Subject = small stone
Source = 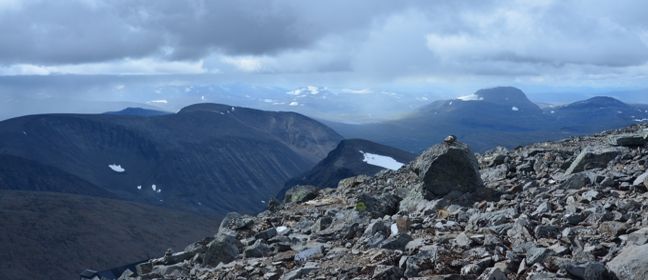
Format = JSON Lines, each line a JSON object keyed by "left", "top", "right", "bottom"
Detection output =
{"left": 598, "top": 221, "right": 628, "bottom": 237}
{"left": 526, "top": 247, "right": 555, "bottom": 265}
{"left": 380, "top": 233, "right": 413, "bottom": 250}
{"left": 396, "top": 216, "right": 412, "bottom": 233}
{"left": 372, "top": 265, "right": 403, "bottom": 280}
{"left": 476, "top": 267, "right": 507, "bottom": 280}
{"left": 294, "top": 246, "right": 324, "bottom": 265}
{"left": 255, "top": 227, "right": 278, "bottom": 241}
{"left": 455, "top": 232, "right": 473, "bottom": 248}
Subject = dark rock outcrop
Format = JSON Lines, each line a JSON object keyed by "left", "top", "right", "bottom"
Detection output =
{"left": 410, "top": 141, "right": 483, "bottom": 197}
{"left": 113, "top": 123, "right": 648, "bottom": 280}
{"left": 278, "top": 139, "right": 416, "bottom": 199}
{"left": 284, "top": 185, "right": 319, "bottom": 203}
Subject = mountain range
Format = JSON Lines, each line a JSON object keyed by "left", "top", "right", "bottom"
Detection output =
{"left": 0, "top": 103, "right": 342, "bottom": 218}
{"left": 325, "top": 87, "right": 648, "bottom": 153}
{"left": 3, "top": 86, "right": 648, "bottom": 279}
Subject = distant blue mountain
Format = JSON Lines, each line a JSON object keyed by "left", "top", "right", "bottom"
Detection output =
{"left": 103, "top": 107, "right": 172, "bottom": 116}
{"left": 324, "top": 87, "right": 648, "bottom": 153}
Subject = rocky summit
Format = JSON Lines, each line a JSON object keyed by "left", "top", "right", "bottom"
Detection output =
{"left": 117, "top": 123, "right": 648, "bottom": 280}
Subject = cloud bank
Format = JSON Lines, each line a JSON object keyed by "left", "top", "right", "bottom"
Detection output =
{"left": 0, "top": 0, "right": 647, "bottom": 98}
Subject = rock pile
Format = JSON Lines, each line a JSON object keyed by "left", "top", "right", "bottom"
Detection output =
{"left": 120, "top": 124, "right": 648, "bottom": 280}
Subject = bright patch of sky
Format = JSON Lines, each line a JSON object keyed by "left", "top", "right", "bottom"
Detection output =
{"left": 0, "top": 59, "right": 207, "bottom": 76}
{"left": 359, "top": 150, "right": 404, "bottom": 170}
{"left": 342, "top": 88, "right": 372, "bottom": 94}
{"left": 286, "top": 88, "right": 304, "bottom": 95}
{"left": 108, "top": 164, "right": 125, "bottom": 172}
{"left": 287, "top": 86, "right": 323, "bottom": 95}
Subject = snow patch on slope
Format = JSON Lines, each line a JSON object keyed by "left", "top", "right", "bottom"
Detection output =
{"left": 457, "top": 94, "right": 483, "bottom": 101}
{"left": 109, "top": 164, "right": 125, "bottom": 172}
{"left": 359, "top": 150, "right": 404, "bottom": 170}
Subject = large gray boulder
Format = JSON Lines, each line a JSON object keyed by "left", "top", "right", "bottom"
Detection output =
{"left": 202, "top": 235, "right": 242, "bottom": 266}
{"left": 562, "top": 261, "right": 612, "bottom": 280}
{"left": 607, "top": 244, "right": 648, "bottom": 280}
{"left": 284, "top": 185, "right": 319, "bottom": 203}
{"left": 358, "top": 192, "right": 399, "bottom": 218}
{"left": 565, "top": 147, "right": 621, "bottom": 175}
{"left": 409, "top": 141, "right": 483, "bottom": 198}
{"left": 608, "top": 134, "right": 645, "bottom": 146}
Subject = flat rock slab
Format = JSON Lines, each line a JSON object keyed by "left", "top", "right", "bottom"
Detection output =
{"left": 294, "top": 246, "right": 324, "bottom": 265}
{"left": 608, "top": 134, "right": 646, "bottom": 146}
{"left": 608, "top": 244, "right": 648, "bottom": 280}
{"left": 565, "top": 147, "right": 621, "bottom": 175}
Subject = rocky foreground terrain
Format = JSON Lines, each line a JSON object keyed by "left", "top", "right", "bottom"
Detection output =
{"left": 118, "top": 123, "right": 648, "bottom": 280}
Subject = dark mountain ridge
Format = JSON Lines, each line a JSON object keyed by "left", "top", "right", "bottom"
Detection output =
{"left": 103, "top": 107, "right": 171, "bottom": 116}
{"left": 0, "top": 103, "right": 343, "bottom": 217}
{"left": 0, "top": 154, "right": 117, "bottom": 199}
{"left": 278, "top": 139, "right": 417, "bottom": 198}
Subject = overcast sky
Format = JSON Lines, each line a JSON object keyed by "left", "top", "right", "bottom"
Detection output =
{"left": 1, "top": 0, "right": 648, "bottom": 103}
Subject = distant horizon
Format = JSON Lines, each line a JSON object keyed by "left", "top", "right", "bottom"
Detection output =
{"left": 3, "top": 83, "right": 648, "bottom": 123}
{"left": 2, "top": 1, "right": 648, "bottom": 117}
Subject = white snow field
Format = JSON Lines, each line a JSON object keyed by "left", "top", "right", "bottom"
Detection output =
{"left": 359, "top": 151, "right": 404, "bottom": 170}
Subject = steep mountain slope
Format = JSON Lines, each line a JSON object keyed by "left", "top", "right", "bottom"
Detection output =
{"left": 549, "top": 96, "right": 647, "bottom": 133}
{"left": 0, "top": 190, "right": 220, "bottom": 280}
{"left": 0, "top": 154, "right": 117, "bottom": 199}
{"left": 0, "top": 103, "right": 343, "bottom": 217}
{"left": 278, "top": 139, "right": 417, "bottom": 198}
{"left": 325, "top": 87, "right": 648, "bottom": 153}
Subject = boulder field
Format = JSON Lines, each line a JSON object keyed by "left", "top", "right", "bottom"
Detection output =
{"left": 119, "top": 123, "right": 648, "bottom": 280}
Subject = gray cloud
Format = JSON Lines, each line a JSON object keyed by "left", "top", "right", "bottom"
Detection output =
{"left": 0, "top": 0, "right": 647, "bottom": 100}
{"left": 0, "top": 0, "right": 407, "bottom": 64}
